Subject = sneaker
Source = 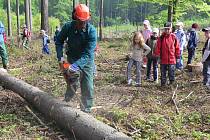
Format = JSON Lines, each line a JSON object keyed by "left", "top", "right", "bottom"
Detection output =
{"left": 154, "top": 79, "right": 158, "bottom": 84}
{"left": 135, "top": 82, "right": 141, "bottom": 87}
{"left": 128, "top": 79, "right": 132, "bottom": 85}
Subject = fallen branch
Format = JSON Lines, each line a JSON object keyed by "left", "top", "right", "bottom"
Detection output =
{"left": 172, "top": 84, "right": 179, "bottom": 114}
{"left": 178, "top": 91, "right": 194, "bottom": 102}
{"left": 18, "top": 96, "right": 46, "bottom": 126}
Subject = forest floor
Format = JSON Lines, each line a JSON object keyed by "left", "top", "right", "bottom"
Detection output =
{"left": 0, "top": 36, "right": 209, "bottom": 140}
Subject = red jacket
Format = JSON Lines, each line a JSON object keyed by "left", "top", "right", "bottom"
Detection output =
{"left": 154, "top": 33, "right": 180, "bottom": 64}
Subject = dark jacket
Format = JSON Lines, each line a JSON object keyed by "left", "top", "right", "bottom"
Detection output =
{"left": 146, "top": 35, "right": 158, "bottom": 58}
{"left": 55, "top": 21, "right": 97, "bottom": 69}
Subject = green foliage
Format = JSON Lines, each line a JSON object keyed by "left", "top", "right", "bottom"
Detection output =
{"left": 109, "top": 108, "right": 128, "bottom": 123}
{"left": 192, "top": 130, "right": 210, "bottom": 140}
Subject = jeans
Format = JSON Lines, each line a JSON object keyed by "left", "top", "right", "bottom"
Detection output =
{"left": 176, "top": 50, "right": 183, "bottom": 69}
{"left": 146, "top": 57, "right": 158, "bottom": 81}
{"left": 160, "top": 64, "right": 175, "bottom": 85}
{"left": 127, "top": 58, "right": 141, "bottom": 84}
{"left": 203, "top": 60, "right": 210, "bottom": 85}
{"left": 42, "top": 45, "right": 50, "bottom": 55}
{"left": 187, "top": 48, "right": 196, "bottom": 64}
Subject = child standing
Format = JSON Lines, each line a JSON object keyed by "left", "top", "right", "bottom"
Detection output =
{"left": 21, "top": 25, "right": 30, "bottom": 49}
{"left": 142, "top": 20, "right": 152, "bottom": 68}
{"left": 127, "top": 32, "right": 151, "bottom": 86}
{"left": 40, "top": 30, "right": 50, "bottom": 55}
{"left": 187, "top": 23, "right": 199, "bottom": 65}
{"left": 201, "top": 27, "right": 210, "bottom": 87}
{"left": 175, "top": 22, "right": 187, "bottom": 70}
{"left": 154, "top": 22, "right": 180, "bottom": 86}
{"left": 146, "top": 28, "right": 159, "bottom": 83}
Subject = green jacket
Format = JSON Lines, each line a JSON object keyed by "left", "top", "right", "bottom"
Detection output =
{"left": 55, "top": 21, "right": 97, "bottom": 69}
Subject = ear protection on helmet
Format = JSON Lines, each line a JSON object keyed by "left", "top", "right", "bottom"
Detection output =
{"left": 72, "top": 8, "right": 76, "bottom": 20}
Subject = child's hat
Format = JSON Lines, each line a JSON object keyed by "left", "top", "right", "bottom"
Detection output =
{"left": 163, "top": 22, "right": 172, "bottom": 28}
{"left": 152, "top": 28, "right": 159, "bottom": 33}
{"left": 143, "top": 20, "right": 150, "bottom": 25}
{"left": 176, "top": 22, "right": 184, "bottom": 27}
{"left": 202, "top": 27, "right": 210, "bottom": 32}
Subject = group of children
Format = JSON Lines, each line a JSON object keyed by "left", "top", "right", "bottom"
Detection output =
{"left": 126, "top": 20, "right": 210, "bottom": 88}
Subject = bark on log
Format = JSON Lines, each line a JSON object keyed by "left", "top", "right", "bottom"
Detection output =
{"left": 0, "top": 69, "right": 132, "bottom": 140}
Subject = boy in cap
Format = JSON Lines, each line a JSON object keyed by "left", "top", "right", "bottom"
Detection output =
{"left": 154, "top": 22, "right": 180, "bottom": 86}
{"left": 202, "top": 27, "right": 210, "bottom": 87}
{"left": 146, "top": 28, "right": 159, "bottom": 83}
{"left": 175, "top": 22, "right": 186, "bottom": 70}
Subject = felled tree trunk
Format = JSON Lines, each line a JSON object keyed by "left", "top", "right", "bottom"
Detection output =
{"left": 0, "top": 69, "right": 132, "bottom": 140}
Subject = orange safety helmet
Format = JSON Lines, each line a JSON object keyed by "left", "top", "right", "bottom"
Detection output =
{"left": 74, "top": 4, "right": 90, "bottom": 21}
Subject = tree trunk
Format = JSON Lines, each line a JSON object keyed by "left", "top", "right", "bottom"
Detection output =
{"left": 24, "top": 0, "right": 30, "bottom": 29}
{"left": 29, "top": 0, "right": 32, "bottom": 33}
{"left": 0, "top": 70, "right": 132, "bottom": 140}
{"left": 7, "top": 0, "right": 12, "bottom": 37}
{"left": 86, "top": 0, "right": 89, "bottom": 7}
{"left": 99, "top": 0, "right": 103, "bottom": 41}
{"left": 41, "top": 0, "right": 49, "bottom": 32}
{"left": 16, "top": 0, "right": 20, "bottom": 47}
{"left": 173, "top": 0, "right": 179, "bottom": 22}
{"left": 73, "top": 0, "right": 79, "bottom": 8}
{"left": 168, "top": 0, "right": 173, "bottom": 22}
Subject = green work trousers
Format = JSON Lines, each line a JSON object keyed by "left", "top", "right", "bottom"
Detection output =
{"left": 0, "top": 43, "right": 8, "bottom": 68}
{"left": 64, "top": 60, "right": 94, "bottom": 111}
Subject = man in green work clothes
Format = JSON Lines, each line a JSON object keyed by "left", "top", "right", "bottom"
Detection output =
{"left": 0, "top": 21, "right": 8, "bottom": 70}
{"left": 55, "top": 4, "right": 97, "bottom": 113}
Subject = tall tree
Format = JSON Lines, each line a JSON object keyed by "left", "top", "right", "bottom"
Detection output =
{"left": 99, "top": 0, "right": 103, "bottom": 41}
{"left": 168, "top": 0, "right": 173, "bottom": 22}
{"left": 41, "top": 0, "right": 49, "bottom": 32}
{"left": 7, "top": 0, "right": 12, "bottom": 36}
{"left": 29, "top": 0, "right": 32, "bottom": 32}
{"left": 16, "top": 0, "right": 20, "bottom": 47}
{"left": 24, "top": 0, "right": 30, "bottom": 28}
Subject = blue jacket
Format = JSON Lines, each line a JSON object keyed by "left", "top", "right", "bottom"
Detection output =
{"left": 0, "top": 21, "right": 5, "bottom": 43}
{"left": 43, "top": 34, "right": 49, "bottom": 47}
{"left": 175, "top": 29, "right": 186, "bottom": 51}
{"left": 55, "top": 21, "right": 97, "bottom": 69}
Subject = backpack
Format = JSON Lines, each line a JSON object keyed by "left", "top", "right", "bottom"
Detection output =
{"left": 188, "top": 30, "right": 197, "bottom": 49}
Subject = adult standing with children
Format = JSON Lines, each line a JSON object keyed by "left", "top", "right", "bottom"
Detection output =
{"left": 175, "top": 22, "right": 186, "bottom": 70}
{"left": 55, "top": 4, "right": 97, "bottom": 113}
{"left": 0, "top": 21, "right": 8, "bottom": 70}
{"left": 201, "top": 27, "right": 210, "bottom": 87}
{"left": 154, "top": 22, "right": 180, "bottom": 86}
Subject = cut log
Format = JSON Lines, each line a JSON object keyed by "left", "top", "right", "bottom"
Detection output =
{"left": 0, "top": 69, "right": 132, "bottom": 140}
